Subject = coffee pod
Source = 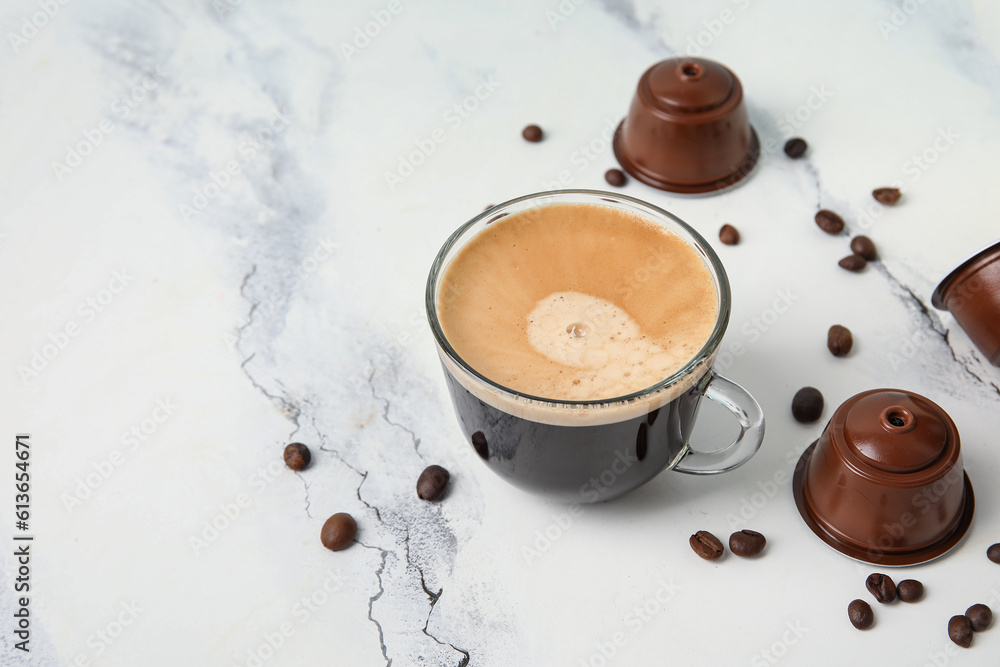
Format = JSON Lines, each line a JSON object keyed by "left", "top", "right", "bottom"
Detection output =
{"left": 613, "top": 57, "right": 759, "bottom": 195}
{"left": 932, "top": 239, "right": 1000, "bottom": 367}
{"left": 793, "top": 389, "right": 974, "bottom": 566}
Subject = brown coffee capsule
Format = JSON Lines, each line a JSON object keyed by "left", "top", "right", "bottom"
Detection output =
{"left": 793, "top": 389, "right": 974, "bottom": 566}
{"left": 932, "top": 240, "right": 1000, "bottom": 367}
{"left": 613, "top": 57, "right": 759, "bottom": 194}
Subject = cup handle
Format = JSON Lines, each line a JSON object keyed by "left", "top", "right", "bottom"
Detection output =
{"left": 673, "top": 371, "right": 765, "bottom": 475}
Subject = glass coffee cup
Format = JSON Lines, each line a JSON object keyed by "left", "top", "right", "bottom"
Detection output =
{"left": 426, "top": 190, "right": 764, "bottom": 502}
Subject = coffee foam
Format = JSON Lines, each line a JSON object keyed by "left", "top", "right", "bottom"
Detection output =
{"left": 436, "top": 202, "right": 719, "bottom": 425}
{"left": 525, "top": 291, "right": 702, "bottom": 402}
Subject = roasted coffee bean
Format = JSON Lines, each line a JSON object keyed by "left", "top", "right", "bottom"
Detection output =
{"left": 897, "top": 579, "right": 924, "bottom": 603}
{"left": 815, "top": 209, "right": 845, "bottom": 234}
{"left": 283, "top": 442, "right": 311, "bottom": 471}
{"left": 784, "top": 137, "right": 808, "bottom": 158}
{"left": 966, "top": 604, "right": 993, "bottom": 632}
{"left": 729, "top": 529, "right": 766, "bottom": 557}
{"left": 866, "top": 573, "right": 897, "bottom": 604}
{"left": 690, "top": 530, "right": 724, "bottom": 560}
{"left": 320, "top": 512, "right": 357, "bottom": 552}
{"left": 828, "top": 325, "right": 854, "bottom": 357}
{"left": 839, "top": 254, "right": 867, "bottom": 272}
{"left": 791, "top": 387, "right": 824, "bottom": 423}
{"left": 850, "top": 236, "right": 878, "bottom": 261}
{"left": 949, "top": 615, "right": 973, "bottom": 648}
{"left": 605, "top": 168, "right": 626, "bottom": 187}
{"left": 848, "top": 599, "right": 874, "bottom": 630}
{"left": 522, "top": 124, "right": 543, "bottom": 142}
{"left": 416, "top": 465, "right": 450, "bottom": 501}
{"left": 872, "top": 187, "right": 901, "bottom": 205}
{"left": 719, "top": 224, "right": 740, "bottom": 246}
{"left": 988, "top": 543, "right": 1000, "bottom": 563}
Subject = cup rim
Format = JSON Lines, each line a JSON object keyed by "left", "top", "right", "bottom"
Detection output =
{"left": 931, "top": 238, "right": 1000, "bottom": 309}
{"left": 425, "top": 189, "right": 731, "bottom": 408}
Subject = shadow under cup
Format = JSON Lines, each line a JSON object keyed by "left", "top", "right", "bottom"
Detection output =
{"left": 426, "top": 190, "right": 764, "bottom": 502}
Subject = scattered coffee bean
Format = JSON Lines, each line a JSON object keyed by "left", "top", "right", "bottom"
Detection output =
{"left": 690, "top": 530, "right": 724, "bottom": 560}
{"left": 715, "top": 224, "right": 741, "bottom": 246}
{"left": 988, "top": 543, "right": 1000, "bottom": 563}
{"left": 283, "top": 442, "right": 311, "bottom": 471}
{"left": 815, "top": 209, "right": 845, "bottom": 234}
{"left": 416, "top": 465, "right": 450, "bottom": 501}
{"left": 729, "top": 529, "right": 766, "bottom": 557}
{"left": 605, "top": 168, "right": 626, "bottom": 187}
{"left": 866, "top": 573, "right": 897, "bottom": 604}
{"left": 784, "top": 137, "right": 808, "bottom": 158}
{"left": 828, "top": 325, "right": 854, "bottom": 357}
{"left": 966, "top": 604, "right": 993, "bottom": 632}
{"left": 850, "top": 236, "right": 877, "bottom": 261}
{"left": 791, "top": 387, "right": 824, "bottom": 423}
{"left": 897, "top": 579, "right": 924, "bottom": 603}
{"left": 522, "top": 124, "right": 543, "bottom": 142}
{"left": 872, "top": 187, "right": 901, "bottom": 205}
{"left": 848, "top": 599, "right": 874, "bottom": 630}
{"left": 320, "top": 512, "right": 357, "bottom": 552}
{"left": 949, "top": 615, "right": 973, "bottom": 648}
{"left": 839, "top": 254, "right": 867, "bottom": 272}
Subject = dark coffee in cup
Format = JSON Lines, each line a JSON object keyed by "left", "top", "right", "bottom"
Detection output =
{"left": 427, "top": 190, "right": 764, "bottom": 501}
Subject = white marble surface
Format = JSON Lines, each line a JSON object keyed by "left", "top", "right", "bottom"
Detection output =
{"left": 3, "top": 0, "right": 1000, "bottom": 665}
